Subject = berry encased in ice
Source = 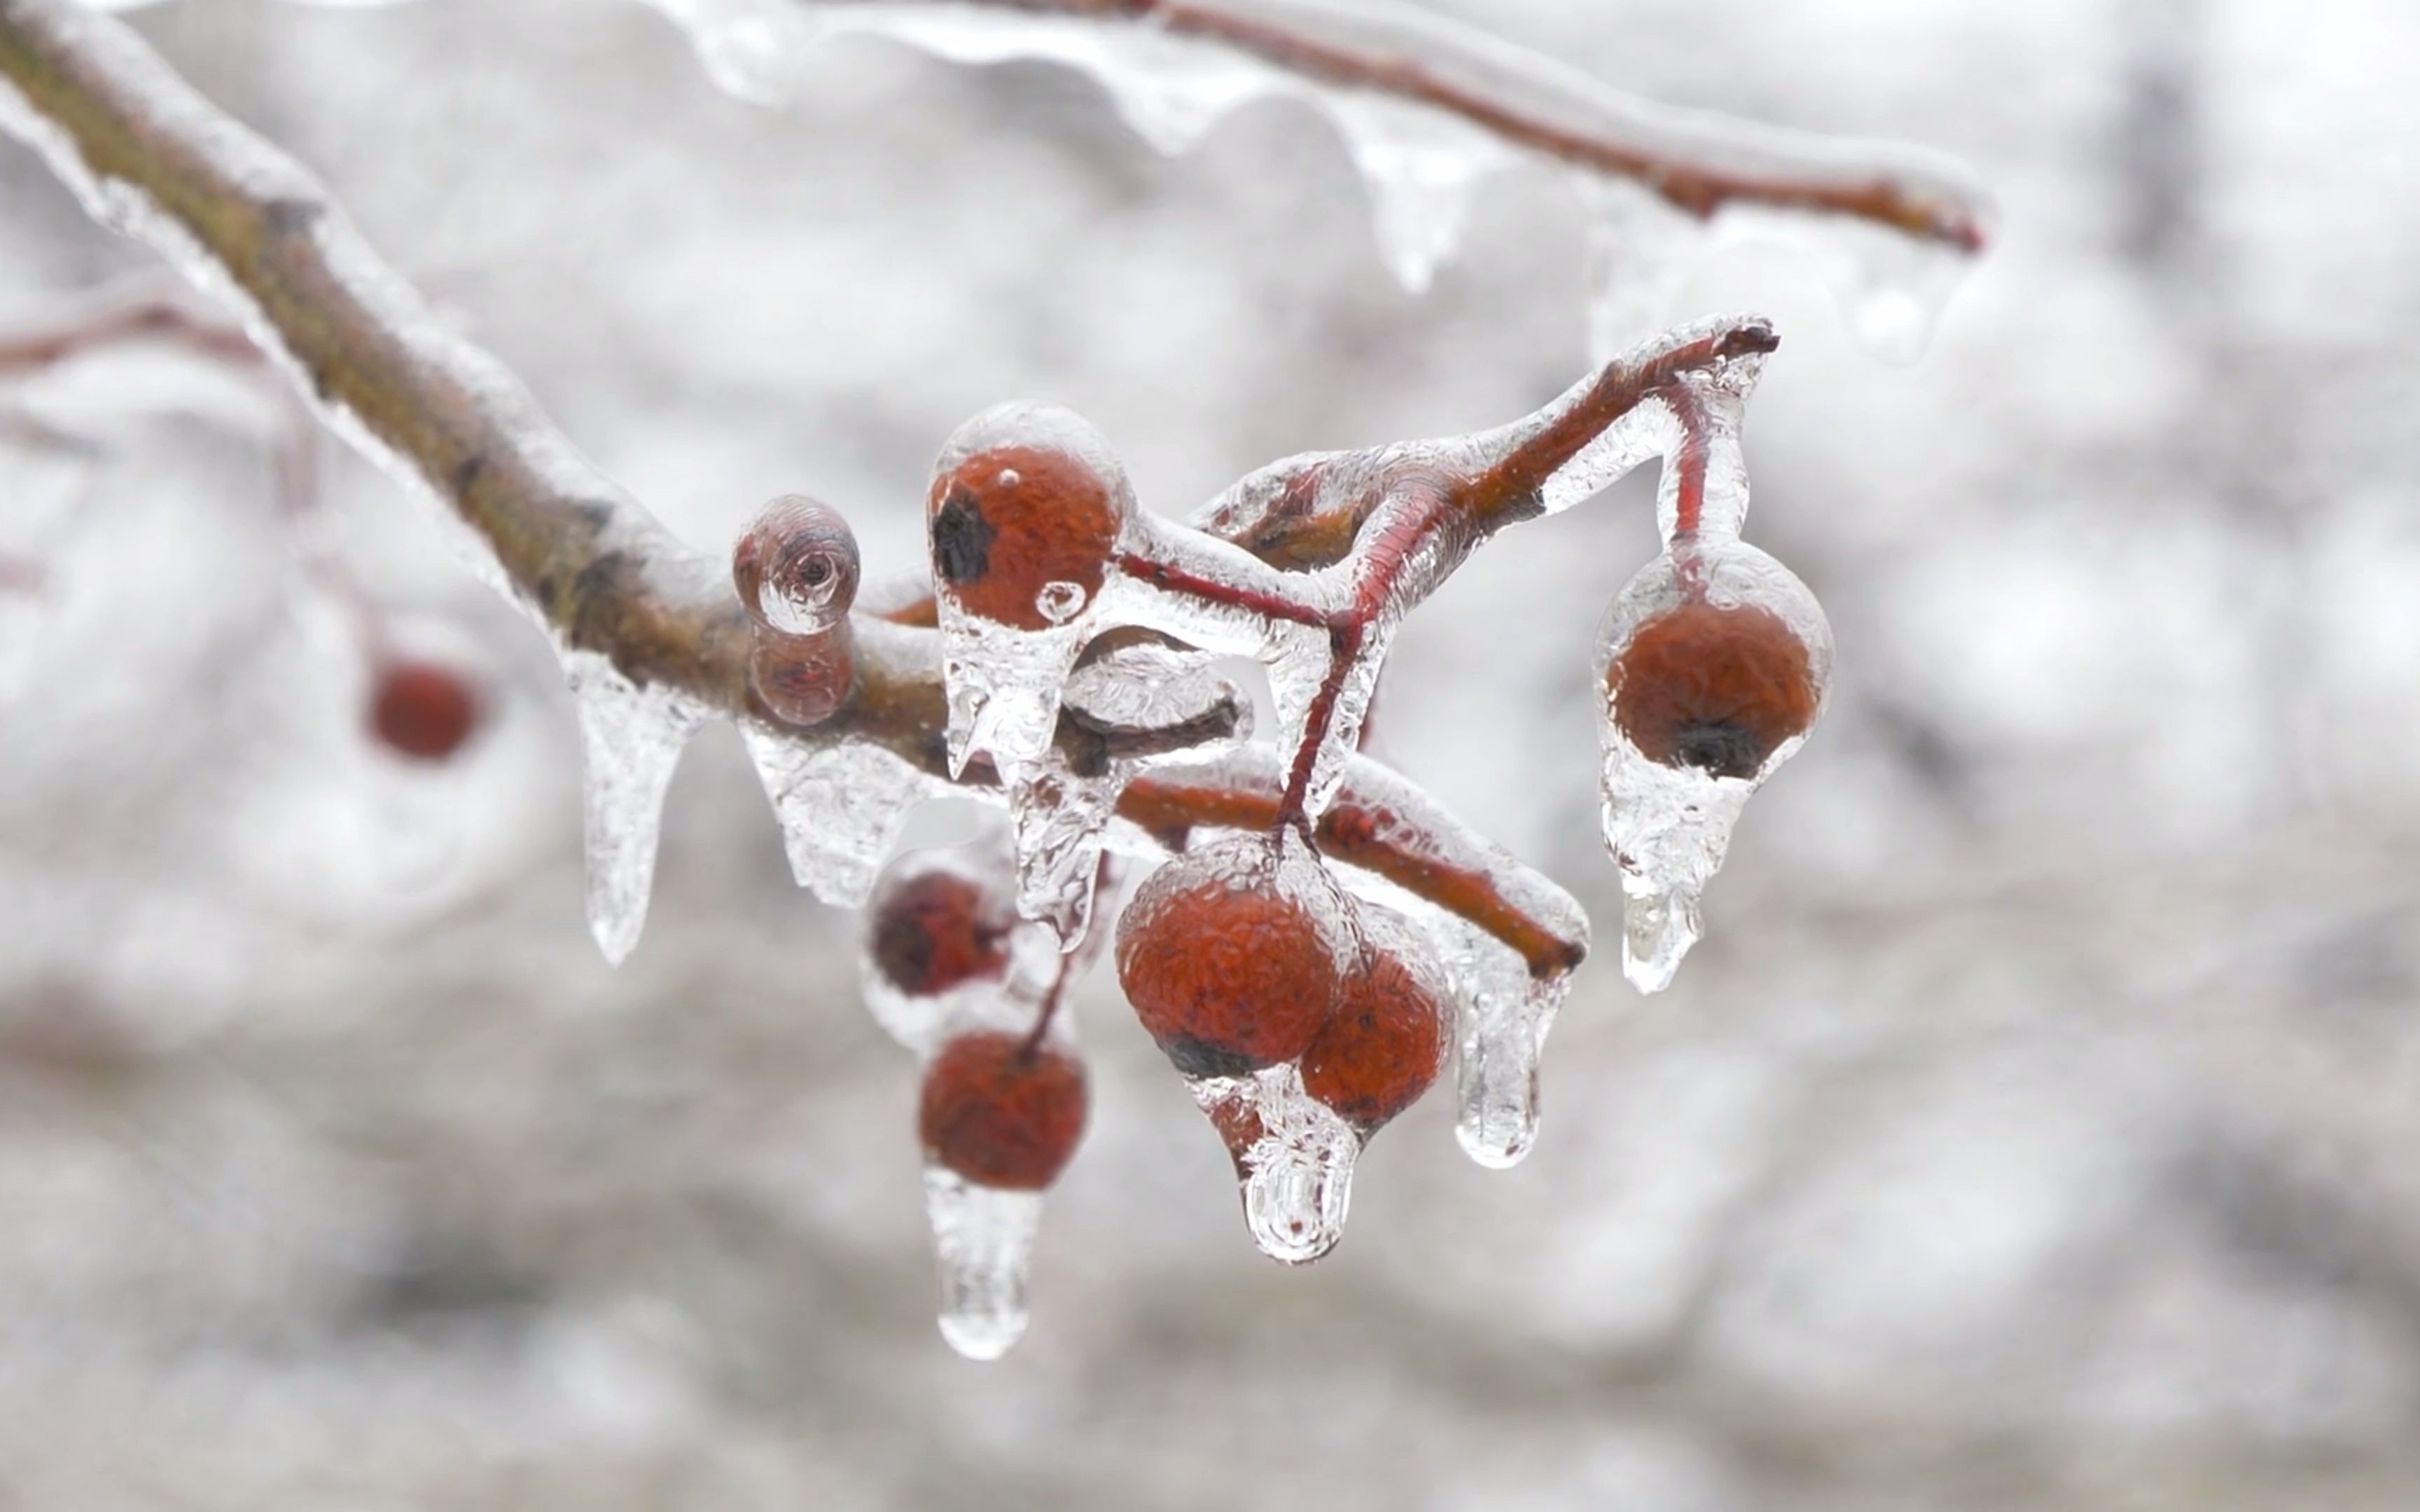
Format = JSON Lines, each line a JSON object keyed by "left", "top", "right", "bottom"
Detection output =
{"left": 1115, "top": 837, "right": 1354, "bottom": 1079}
{"left": 870, "top": 869, "right": 1013, "bottom": 998}
{"left": 919, "top": 1030, "right": 1088, "bottom": 1191}
{"left": 368, "top": 659, "right": 481, "bottom": 761}
{"left": 1299, "top": 916, "right": 1452, "bottom": 1135}
{"left": 732, "top": 494, "right": 860, "bottom": 638}
{"left": 928, "top": 433, "right": 1127, "bottom": 633}
{"left": 1607, "top": 600, "right": 1819, "bottom": 780}
{"left": 749, "top": 623, "right": 855, "bottom": 727}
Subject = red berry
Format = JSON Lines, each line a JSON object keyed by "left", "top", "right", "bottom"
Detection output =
{"left": 1299, "top": 914, "right": 1452, "bottom": 1134}
{"left": 1115, "top": 837, "right": 1354, "bottom": 1079}
{"left": 749, "top": 624, "right": 854, "bottom": 727}
{"left": 732, "top": 495, "right": 860, "bottom": 637}
{"left": 870, "top": 869, "right": 1013, "bottom": 997}
{"left": 1202, "top": 1089, "right": 1265, "bottom": 1175}
{"left": 928, "top": 420, "right": 1127, "bottom": 633}
{"left": 368, "top": 659, "right": 480, "bottom": 761}
{"left": 918, "top": 1030, "right": 1088, "bottom": 1191}
{"left": 1608, "top": 600, "right": 1818, "bottom": 779}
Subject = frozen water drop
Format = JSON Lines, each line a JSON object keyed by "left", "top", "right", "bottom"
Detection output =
{"left": 564, "top": 650, "right": 709, "bottom": 967}
{"left": 923, "top": 1166, "right": 1041, "bottom": 1362}
{"left": 1620, "top": 881, "right": 1700, "bottom": 994}
{"left": 1197, "top": 1065, "right": 1358, "bottom": 1265}
{"left": 1034, "top": 580, "right": 1086, "bottom": 625}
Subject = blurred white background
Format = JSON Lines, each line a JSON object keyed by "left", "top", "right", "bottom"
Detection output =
{"left": 4, "top": 0, "right": 2420, "bottom": 1506}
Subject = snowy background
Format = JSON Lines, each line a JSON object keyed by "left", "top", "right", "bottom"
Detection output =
{"left": 4, "top": 0, "right": 2420, "bottom": 1506}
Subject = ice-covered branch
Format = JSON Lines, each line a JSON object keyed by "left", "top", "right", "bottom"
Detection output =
{"left": 1036, "top": 0, "right": 1983, "bottom": 250}
{"left": 0, "top": 0, "right": 1585, "bottom": 978}
{"left": 659, "top": 0, "right": 1985, "bottom": 351}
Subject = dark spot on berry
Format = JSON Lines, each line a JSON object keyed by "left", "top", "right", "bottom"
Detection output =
{"left": 1670, "top": 719, "right": 1765, "bottom": 780}
{"left": 1162, "top": 1033, "right": 1261, "bottom": 1082}
{"left": 931, "top": 486, "right": 995, "bottom": 586}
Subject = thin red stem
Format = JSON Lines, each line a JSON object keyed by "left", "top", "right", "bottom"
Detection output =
{"left": 1665, "top": 383, "right": 1710, "bottom": 541}
{"left": 1113, "top": 549, "right": 1327, "bottom": 628}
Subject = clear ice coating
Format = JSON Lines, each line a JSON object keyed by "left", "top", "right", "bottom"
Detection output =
{"left": 1594, "top": 536, "right": 1833, "bottom": 992}
{"left": 635, "top": 0, "right": 1984, "bottom": 357}
{"left": 1005, "top": 640, "right": 1252, "bottom": 943}
{"left": 923, "top": 1166, "right": 1044, "bottom": 1360}
{"left": 855, "top": 834, "right": 1048, "bottom": 1052}
{"left": 1194, "top": 1063, "right": 1360, "bottom": 1265}
{"left": 563, "top": 649, "right": 710, "bottom": 966}
{"left": 1419, "top": 907, "right": 1571, "bottom": 1169}
{"left": 741, "top": 724, "right": 951, "bottom": 909}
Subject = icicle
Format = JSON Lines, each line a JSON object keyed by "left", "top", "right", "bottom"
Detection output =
{"left": 923, "top": 1166, "right": 1043, "bottom": 1361}
{"left": 740, "top": 725, "right": 948, "bottom": 908}
{"left": 563, "top": 650, "right": 709, "bottom": 966}
{"left": 1195, "top": 1065, "right": 1359, "bottom": 1264}
{"left": 1327, "top": 94, "right": 1510, "bottom": 295}
{"left": 623, "top": 0, "right": 1984, "bottom": 358}
{"left": 1428, "top": 914, "right": 1567, "bottom": 1168}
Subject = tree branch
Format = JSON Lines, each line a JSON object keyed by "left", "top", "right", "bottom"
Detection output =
{"left": 0, "top": 0, "right": 1587, "bottom": 975}
{"left": 835, "top": 0, "right": 1987, "bottom": 251}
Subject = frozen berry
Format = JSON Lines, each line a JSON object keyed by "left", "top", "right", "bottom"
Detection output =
{"left": 1299, "top": 913, "right": 1452, "bottom": 1134}
{"left": 870, "top": 869, "right": 1013, "bottom": 997}
{"left": 918, "top": 1030, "right": 1088, "bottom": 1191}
{"left": 732, "top": 494, "right": 859, "bottom": 637}
{"left": 1608, "top": 600, "right": 1818, "bottom": 779}
{"left": 749, "top": 623, "right": 854, "bottom": 727}
{"left": 1115, "top": 837, "right": 1354, "bottom": 1079}
{"left": 929, "top": 405, "right": 1130, "bottom": 633}
{"left": 368, "top": 659, "right": 481, "bottom": 761}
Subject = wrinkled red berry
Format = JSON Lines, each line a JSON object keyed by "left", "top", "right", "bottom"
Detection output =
{"left": 929, "top": 437, "right": 1125, "bottom": 632}
{"left": 870, "top": 870, "right": 1012, "bottom": 997}
{"left": 369, "top": 659, "right": 481, "bottom": 761}
{"left": 1299, "top": 918, "right": 1452, "bottom": 1134}
{"left": 1609, "top": 600, "right": 1818, "bottom": 779}
{"left": 1115, "top": 837, "right": 1352, "bottom": 1079}
{"left": 918, "top": 1030, "right": 1088, "bottom": 1191}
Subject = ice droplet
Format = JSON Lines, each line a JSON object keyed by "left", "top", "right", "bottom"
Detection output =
{"left": 1034, "top": 580, "right": 1086, "bottom": 625}
{"left": 564, "top": 650, "right": 709, "bottom": 966}
{"left": 740, "top": 724, "right": 949, "bottom": 908}
{"left": 923, "top": 1166, "right": 1041, "bottom": 1361}
{"left": 1195, "top": 1065, "right": 1359, "bottom": 1264}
